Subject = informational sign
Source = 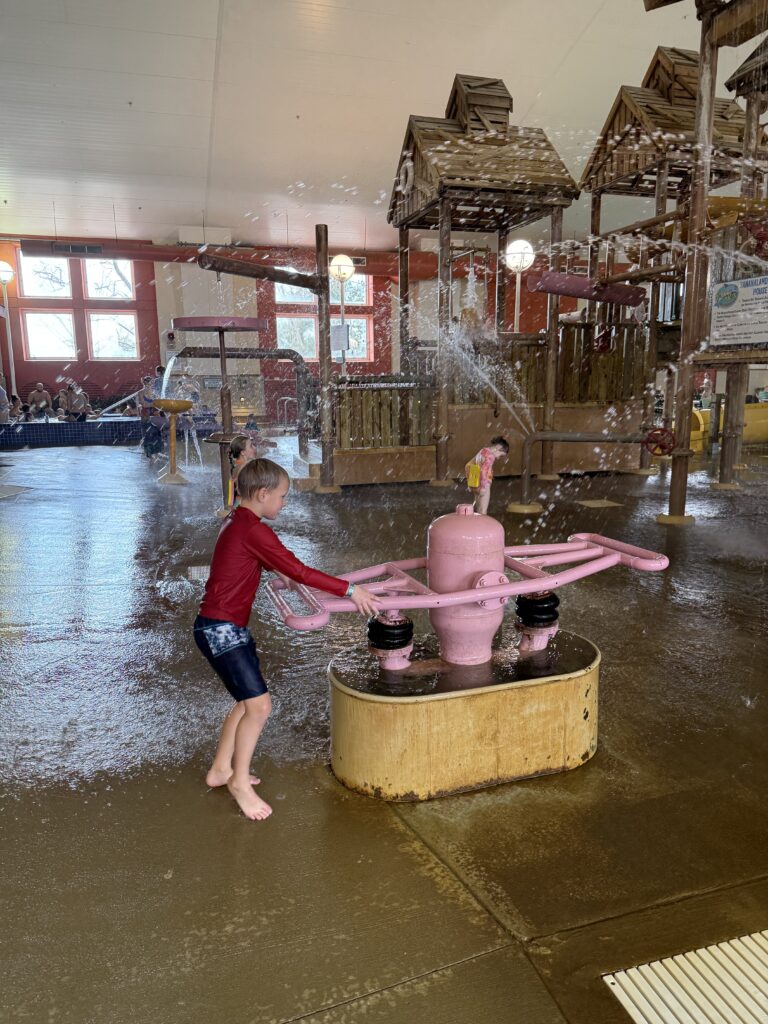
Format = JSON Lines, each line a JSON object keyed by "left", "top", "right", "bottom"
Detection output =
{"left": 331, "top": 323, "right": 350, "bottom": 351}
{"left": 710, "top": 276, "right": 768, "bottom": 347}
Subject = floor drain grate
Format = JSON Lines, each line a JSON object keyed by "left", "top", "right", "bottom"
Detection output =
{"left": 187, "top": 566, "right": 209, "bottom": 581}
{"left": 603, "top": 929, "right": 768, "bottom": 1023}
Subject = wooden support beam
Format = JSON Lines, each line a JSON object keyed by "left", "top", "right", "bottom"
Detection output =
{"left": 433, "top": 194, "right": 452, "bottom": 482}
{"left": 641, "top": 162, "right": 669, "bottom": 469}
{"left": 315, "top": 225, "right": 337, "bottom": 491}
{"left": 666, "top": 10, "right": 718, "bottom": 522}
{"left": 541, "top": 207, "right": 564, "bottom": 476}
{"left": 496, "top": 228, "right": 509, "bottom": 338}
{"left": 398, "top": 227, "right": 411, "bottom": 375}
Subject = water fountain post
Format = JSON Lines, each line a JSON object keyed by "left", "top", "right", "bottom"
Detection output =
{"left": 154, "top": 398, "right": 194, "bottom": 485}
{"left": 171, "top": 316, "right": 268, "bottom": 507}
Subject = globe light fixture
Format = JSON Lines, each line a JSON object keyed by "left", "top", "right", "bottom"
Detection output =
{"left": 503, "top": 240, "right": 536, "bottom": 334}
{"left": 329, "top": 254, "right": 355, "bottom": 376}
{"left": 0, "top": 260, "right": 16, "bottom": 393}
{"left": 329, "top": 254, "right": 355, "bottom": 281}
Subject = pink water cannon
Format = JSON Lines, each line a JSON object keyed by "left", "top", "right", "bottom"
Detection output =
{"left": 266, "top": 505, "right": 668, "bottom": 669}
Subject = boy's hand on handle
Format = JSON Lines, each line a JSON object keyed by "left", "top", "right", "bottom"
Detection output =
{"left": 350, "top": 586, "right": 380, "bottom": 617}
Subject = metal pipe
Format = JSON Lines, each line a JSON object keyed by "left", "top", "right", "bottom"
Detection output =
{"left": 177, "top": 345, "right": 313, "bottom": 460}
{"left": 217, "top": 328, "right": 233, "bottom": 501}
{"left": 518, "top": 431, "right": 646, "bottom": 505}
{"left": 98, "top": 387, "right": 143, "bottom": 416}
{"left": 198, "top": 253, "right": 320, "bottom": 293}
{"left": 667, "top": 9, "right": 718, "bottom": 519}
{"left": 316, "top": 224, "right": 335, "bottom": 489}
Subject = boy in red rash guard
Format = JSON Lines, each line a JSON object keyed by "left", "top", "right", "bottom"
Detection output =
{"left": 195, "top": 458, "right": 379, "bottom": 821}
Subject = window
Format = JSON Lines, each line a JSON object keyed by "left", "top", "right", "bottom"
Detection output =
{"left": 24, "top": 312, "right": 76, "bottom": 359}
{"left": 330, "top": 273, "right": 368, "bottom": 305}
{"left": 273, "top": 272, "right": 373, "bottom": 361}
{"left": 89, "top": 312, "right": 138, "bottom": 359}
{"left": 331, "top": 317, "right": 369, "bottom": 359}
{"left": 85, "top": 259, "right": 134, "bottom": 299}
{"left": 276, "top": 316, "right": 371, "bottom": 360}
{"left": 275, "top": 281, "right": 315, "bottom": 304}
{"left": 20, "top": 255, "right": 72, "bottom": 298}
{"left": 274, "top": 273, "right": 369, "bottom": 305}
{"left": 276, "top": 316, "right": 317, "bottom": 359}
{"left": 14, "top": 250, "right": 152, "bottom": 363}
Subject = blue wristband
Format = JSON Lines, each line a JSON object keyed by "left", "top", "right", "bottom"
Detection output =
{"left": 346, "top": 583, "right": 355, "bottom": 597}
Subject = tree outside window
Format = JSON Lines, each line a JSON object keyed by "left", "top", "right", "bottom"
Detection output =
{"left": 89, "top": 313, "right": 139, "bottom": 359}
{"left": 85, "top": 260, "right": 134, "bottom": 299}
{"left": 20, "top": 256, "right": 72, "bottom": 298}
{"left": 24, "top": 312, "right": 76, "bottom": 358}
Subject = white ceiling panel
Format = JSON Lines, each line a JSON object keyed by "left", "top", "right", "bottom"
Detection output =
{"left": 0, "top": 0, "right": 761, "bottom": 248}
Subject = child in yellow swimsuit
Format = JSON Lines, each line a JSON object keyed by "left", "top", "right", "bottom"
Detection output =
{"left": 466, "top": 436, "right": 509, "bottom": 514}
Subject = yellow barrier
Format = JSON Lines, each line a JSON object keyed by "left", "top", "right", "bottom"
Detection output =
{"left": 690, "top": 404, "right": 768, "bottom": 451}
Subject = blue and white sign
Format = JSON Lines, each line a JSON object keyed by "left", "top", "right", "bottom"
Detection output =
{"left": 710, "top": 276, "right": 768, "bottom": 347}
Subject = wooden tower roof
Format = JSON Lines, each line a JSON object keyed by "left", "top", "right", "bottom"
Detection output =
{"left": 387, "top": 76, "right": 578, "bottom": 232}
{"left": 725, "top": 36, "right": 768, "bottom": 96}
{"left": 580, "top": 46, "right": 755, "bottom": 197}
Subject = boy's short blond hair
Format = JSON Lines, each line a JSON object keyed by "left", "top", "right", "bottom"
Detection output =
{"left": 237, "top": 458, "right": 289, "bottom": 500}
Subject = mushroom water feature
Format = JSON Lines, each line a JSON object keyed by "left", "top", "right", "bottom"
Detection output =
{"left": 267, "top": 506, "right": 668, "bottom": 801}
{"left": 153, "top": 397, "right": 194, "bottom": 485}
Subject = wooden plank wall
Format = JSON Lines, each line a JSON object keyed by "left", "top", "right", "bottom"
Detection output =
{"left": 450, "top": 323, "right": 645, "bottom": 407}
{"left": 335, "top": 383, "right": 435, "bottom": 449}
{"left": 333, "top": 324, "right": 643, "bottom": 449}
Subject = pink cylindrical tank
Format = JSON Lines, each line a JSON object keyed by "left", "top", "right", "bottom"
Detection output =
{"left": 427, "top": 505, "right": 506, "bottom": 665}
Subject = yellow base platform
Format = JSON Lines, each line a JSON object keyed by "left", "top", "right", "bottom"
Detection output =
{"left": 329, "top": 635, "right": 600, "bottom": 802}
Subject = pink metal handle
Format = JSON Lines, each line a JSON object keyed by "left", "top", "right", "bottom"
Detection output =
{"left": 567, "top": 533, "right": 668, "bottom": 571}
{"left": 264, "top": 535, "right": 668, "bottom": 631}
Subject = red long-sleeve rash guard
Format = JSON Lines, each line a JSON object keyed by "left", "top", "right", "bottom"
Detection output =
{"left": 199, "top": 506, "right": 348, "bottom": 627}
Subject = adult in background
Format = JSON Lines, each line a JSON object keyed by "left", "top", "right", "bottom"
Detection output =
{"left": 138, "top": 375, "right": 156, "bottom": 423}
{"left": 67, "top": 383, "right": 89, "bottom": 418}
{"left": 54, "top": 386, "right": 69, "bottom": 413}
{"left": 152, "top": 365, "right": 166, "bottom": 398}
{"left": 28, "top": 383, "right": 53, "bottom": 416}
{"left": 0, "top": 381, "right": 8, "bottom": 424}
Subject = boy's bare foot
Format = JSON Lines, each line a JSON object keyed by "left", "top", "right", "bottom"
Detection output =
{"left": 227, "top": 779, "right": 272, "bottom": 821}
{"left": 205, "top": 768, "right": 260, "bottom": 788}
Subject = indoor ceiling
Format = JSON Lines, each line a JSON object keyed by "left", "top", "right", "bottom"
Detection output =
{"left": 0, "top": 0, "right": 760, "bottom": 251}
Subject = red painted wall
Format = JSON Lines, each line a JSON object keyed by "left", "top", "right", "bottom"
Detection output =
{"left": 0, "top": 241, "right": 160, "bottom": 403}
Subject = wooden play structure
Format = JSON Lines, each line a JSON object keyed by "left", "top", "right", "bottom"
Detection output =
{"left": 575, "top": 15, "right": 768, "bottom": 520}
{"left": 389, "top": 74, "right": 582, "bottom": 483}
{"left": 192, "top": 3, "right": 768, "bottom": 505}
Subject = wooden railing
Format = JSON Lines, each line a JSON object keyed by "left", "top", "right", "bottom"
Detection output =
{"left": 334, "top": 378, "right": 435, "bottom": 449}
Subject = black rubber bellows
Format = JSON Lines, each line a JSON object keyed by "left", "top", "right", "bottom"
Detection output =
{"left": 367, "top": 614, "right": 414, "bottom": 650}
{"left": 515, "top": 593, "right": 560, "bottom": 627}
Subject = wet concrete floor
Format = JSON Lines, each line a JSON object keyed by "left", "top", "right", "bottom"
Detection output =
{"left": 0, "top": 440, "right": 766, "bottom": 1022}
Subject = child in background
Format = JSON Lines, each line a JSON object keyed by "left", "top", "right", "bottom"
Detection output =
{"left": 227, "top": 434, "right": 259, "bottom": 509}
{"left": 194, "top": 457, "right": 379, "bottom": 821}
{"left": 465, "top": 436, "right": 510, "bottom": 515}
{"left": 142, "top": 409, "right": 167, "bottom": 458}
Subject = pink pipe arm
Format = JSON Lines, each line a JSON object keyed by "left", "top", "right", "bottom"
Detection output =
{"left": 567, "top": 533, "right": 668, "bottom": 571}
{"left": 265, "top": 536, "right": 668, "bottom": 631}
{"left": 267, "top": 552, "right": 622, "bottom": 629}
